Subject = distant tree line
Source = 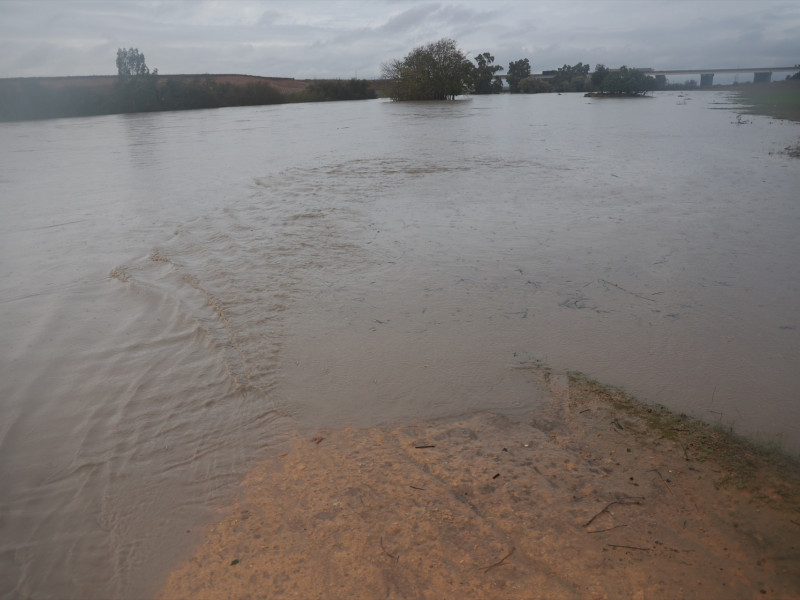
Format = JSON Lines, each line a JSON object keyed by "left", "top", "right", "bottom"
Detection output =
{"left": 383, "top": 38, "right": 716, "bottom": 100}
{"left": 5, "top": 45, "right": 788, "bottom": 120}
{"left": 0, "top": 48, "right": 376, "bottom": 122}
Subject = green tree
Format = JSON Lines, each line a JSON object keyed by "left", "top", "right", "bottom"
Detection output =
{"left": 507, "top": 58, "right": 531, "bottom": 93}
{"left": 382, "top": 38, "right": 472, "bottom": 100}
{"left": 591, "top": 64, "right": 610, "bottom": 92}
{"left": 114, "top": 48, "right": 160, "bottom": 112}
{"left": 551, "top": 62, "right": 590, "bottom": 92}
{"left": 471, "top": 52, "right": 503, "bottom": 94}
{"left": 518, "top": 76, "right": 550, "bottom": 94}
{"left": 116, "top": 48, "right": 156, "bottom": 78}
{"left": 601, "top": 66, "right": 657, "bottom": 95}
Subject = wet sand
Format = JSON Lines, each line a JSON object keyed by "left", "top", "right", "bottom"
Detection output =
{"left": 158, "top": 371, "right": 800, "bottom": 599}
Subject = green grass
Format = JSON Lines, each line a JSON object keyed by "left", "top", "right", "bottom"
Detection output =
{"left": 731, "top": 80, "right": 800, "bottom": 122}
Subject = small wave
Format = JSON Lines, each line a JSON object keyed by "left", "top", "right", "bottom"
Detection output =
{"left": 149, "top": 247, "right": 173, "bottom": 264}
{"left": 109, "top": 266, "right": 129, "bottom": 282}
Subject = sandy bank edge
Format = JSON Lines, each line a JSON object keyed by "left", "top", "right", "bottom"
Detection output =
{"left": 157, "top": 371, "right": 800, "bottom": 599}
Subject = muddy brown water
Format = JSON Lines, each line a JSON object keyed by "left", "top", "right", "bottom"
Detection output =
{"left": 1, "top": 92, "right": 798, "bottom": 598}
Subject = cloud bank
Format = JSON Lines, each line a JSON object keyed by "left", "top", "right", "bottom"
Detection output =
{"left": 0, "top": 1, "right": 797, "bottom": 79}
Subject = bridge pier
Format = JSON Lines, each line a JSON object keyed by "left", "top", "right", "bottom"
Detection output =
{"left": 753, "top": 71, "right": 772, "bottom": 83}
{"left": 700, "top": 73, "right": 714, "bottom": 87}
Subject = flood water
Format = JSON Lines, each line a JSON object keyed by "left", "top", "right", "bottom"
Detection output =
{"left": 1, "top": 92, "right": 798, "bottom": 598}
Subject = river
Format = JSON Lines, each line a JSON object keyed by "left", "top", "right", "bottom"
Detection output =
{"left": 1, "top": 92, "right": 798, "bottom": 598}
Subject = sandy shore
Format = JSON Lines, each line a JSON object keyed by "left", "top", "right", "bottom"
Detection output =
{"left": 157, "top": 372, "right": 800, "bottom": 599}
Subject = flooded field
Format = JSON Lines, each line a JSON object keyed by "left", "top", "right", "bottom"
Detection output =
{"left": 1, "top": 91, "right": 798, "bottom": 598}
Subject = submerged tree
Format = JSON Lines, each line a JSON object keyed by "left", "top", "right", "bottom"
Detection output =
{"left": 592, "top": 66, "right": 657, "bottom": 95}
{"left": 550, "top": 62, "right": 591, "bottom": 92}
{"left": 591, "top": 64, "right": 610, "bottom": 93}
{"left": 471, "top": 52, "right": 504, "bottom": 94}
{"left": 506, "top": 58, "right": 531, "bottom": 93}
{"left": 518, "top": 76, "right": 551, "bottom": 94}
{"left": 286, "top": 78, "right": 377, "bottom": 102}
{"left": 382, "top": 38, "right": 472, "bottom": 100}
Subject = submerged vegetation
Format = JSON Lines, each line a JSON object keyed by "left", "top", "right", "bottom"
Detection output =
{"left": 585, "top": 64, "right": 658, "bottom": 96}
{"left": 382, "top": 38, "right": 659, "bottom": 100}
{"left": 2, "top": 44, "right": 796, "bottom": 119}
{"left": 288, "top": 78, "right": 377, "bottom": 103}
{"left": 783, "top": 143, "right": 800, "bottom": 158}
{"left": 381, "top": 38, "right": 473, "bottom": 101}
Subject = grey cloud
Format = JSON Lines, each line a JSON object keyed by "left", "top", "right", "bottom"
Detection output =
{"left": 256, "top": 9, "right": 285, "bottom": 27}
{"left": 0, "top": 0, "right": 797, "bottom": 79}
{"left": 378, "top": 4, "right": 442, "bottom": 35}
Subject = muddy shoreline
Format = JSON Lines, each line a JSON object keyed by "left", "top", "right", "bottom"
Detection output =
{"left": 157, "top": 371, "right": 800, "bottom": 599}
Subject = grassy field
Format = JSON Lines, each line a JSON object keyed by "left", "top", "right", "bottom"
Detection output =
{"left": 730, "top": 80, "right": 800, "bottom": 122}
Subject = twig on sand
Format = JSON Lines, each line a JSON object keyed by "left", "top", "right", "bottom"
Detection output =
{"left": 584, "top": 496, "right": 645, "bottom": 528}
{"left": 380, "top": 537, "right": 398, "bottom": 561}
{"left": 483, "top": 547, "right": 515, "bottom": 573}
{"left": 599, "top": 279, "right": 655, "bottom": 302}
{"left": 681, "top": 444, "right": 690, "bottom": 461}
{"left": 649, "top": 469, "right": 673, "bottom": 493}
{"left": 608, "top": 544, "right": 650, "bottom": 551}
{"left": 587, "top": 524, "right": 628, "bottom": 534}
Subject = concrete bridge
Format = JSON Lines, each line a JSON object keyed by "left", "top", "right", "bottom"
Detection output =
{"left": 643, "top": 67, "right": 798, "bottom": 86}
{"left": 526, "top": 66, "right": 798, "bottom": 85}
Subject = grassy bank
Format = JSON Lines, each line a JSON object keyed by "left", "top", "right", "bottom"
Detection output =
{"left": 567, "top": 370, "right": 800, "bottom": 502}
{"left": 0, "top": 74, "right": 378, "bottom": 122}
{"left": 731, "top": 80, "right": 800, "bottom": 122}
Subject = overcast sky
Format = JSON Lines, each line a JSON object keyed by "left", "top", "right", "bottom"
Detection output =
{"left": 1, "top": 0, "right": 798, "bottom": 81}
